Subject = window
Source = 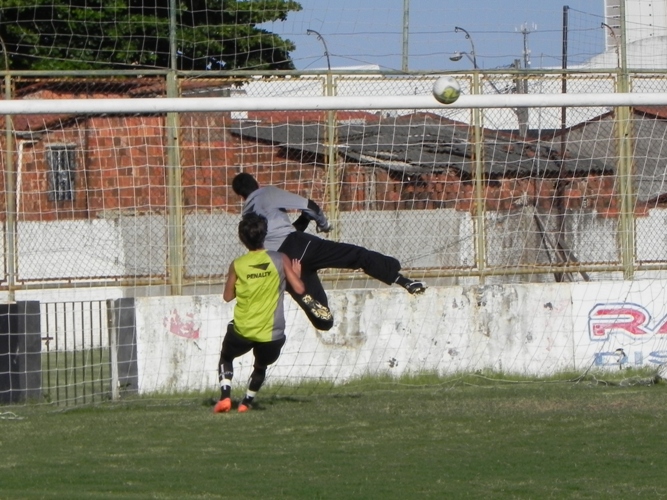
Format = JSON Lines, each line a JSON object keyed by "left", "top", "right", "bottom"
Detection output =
{"left": 46, "top": 145, "right": 76, "bottom": 201}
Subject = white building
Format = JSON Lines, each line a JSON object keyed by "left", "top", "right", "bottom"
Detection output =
{"left": 586, "top": 0, "right": 667, "bottom": 68}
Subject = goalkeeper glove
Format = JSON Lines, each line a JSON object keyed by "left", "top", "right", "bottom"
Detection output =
{"left": 316, "top": 221, "right": 333, "bottom": 233}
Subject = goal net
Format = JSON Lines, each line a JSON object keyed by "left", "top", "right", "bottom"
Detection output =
{"left": 3, "top": 70, "right": 667, "bottom": 407}
{"left": 0, "top": 2, "right": 608, "bottom": 72}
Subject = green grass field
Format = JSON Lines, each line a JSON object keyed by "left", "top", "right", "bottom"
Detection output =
{"left": 2, "top": 373, "right": 667, "bottom": 499}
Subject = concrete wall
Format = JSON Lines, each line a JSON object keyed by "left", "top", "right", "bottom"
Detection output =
{"left": 132, "top": 280, "right": 667, "bottom": 394}
{"left": 6, "top": 206, "right": 667, "bottom": 287}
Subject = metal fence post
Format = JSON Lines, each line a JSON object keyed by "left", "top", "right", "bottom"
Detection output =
{"left": 617, "top": 0, "right": 635, "bottom": 280}
{"left": 3, "top": 68, "right": 16, "bottom": 301}
{"left": 472, "top": 72, "right": 486, "bottom": 283}
{"left": 107, "top": 299, "right": 120, "bottom": 400}
{"left": 166, "top": 0, "right": 184, "bottom": 294}
{"left": 325, "top": 72, "right": 340, "bottom": 240}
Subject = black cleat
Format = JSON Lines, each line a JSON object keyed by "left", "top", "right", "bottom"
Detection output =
{"left": 403, "top": 280, "right": 427, "bottom": 295}
{"left": 301, "top": 295, "right": 333, "bottom": 321}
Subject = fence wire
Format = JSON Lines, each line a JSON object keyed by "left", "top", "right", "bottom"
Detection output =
{"left": 1, "top": 70, "right": 667, "bottom": 291}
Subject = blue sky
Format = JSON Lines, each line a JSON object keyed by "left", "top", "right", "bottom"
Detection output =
{"left": 263, "top": 0, "right": 607, "bottom": 71}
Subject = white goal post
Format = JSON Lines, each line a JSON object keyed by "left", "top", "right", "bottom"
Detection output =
{"left": 6, "top": 84, "right": 667, "bottom": 406}
{"left": 3, "top": 92, "right": 667, "bottom": 115}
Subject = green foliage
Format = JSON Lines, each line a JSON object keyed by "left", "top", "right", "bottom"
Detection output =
{"left": 2, "top": 378, "right": 667, "bottom": 498}
{"left": 0, "top": 0, "right": 302, "bottom": 70}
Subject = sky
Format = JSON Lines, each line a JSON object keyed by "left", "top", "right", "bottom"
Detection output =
{"left": 262, "top": 0, "right": 607, "bottom": 71}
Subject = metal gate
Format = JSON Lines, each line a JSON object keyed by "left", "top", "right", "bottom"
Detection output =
{"left": 41, "top": 300, "right": 112, "bottom": 405}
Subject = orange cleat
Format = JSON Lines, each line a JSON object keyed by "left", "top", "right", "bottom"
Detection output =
{"left": 214, "top": 398, "right": 232, "bottom": 413}
{"left": 237, "top": 403, "right": 250, "bottom": 413}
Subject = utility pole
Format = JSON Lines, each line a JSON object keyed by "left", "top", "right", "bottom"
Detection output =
{"left": 513, "top": 58, "right": 529, "bottom": 138}
{"left": 514, "top": 22, "right": 536, "bottom": 138}
{"left": 517, "top": 22, "right": 537, "bottom": 70}
{"left": 402, "top": 0, "right": 409, "bottom": 72}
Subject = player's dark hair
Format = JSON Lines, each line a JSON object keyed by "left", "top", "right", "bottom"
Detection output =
{"left": 232, "top": 172, "right": 259, "bottom": 199}
{"left": 238, "top": 212, "right": 267, "bottom": 251}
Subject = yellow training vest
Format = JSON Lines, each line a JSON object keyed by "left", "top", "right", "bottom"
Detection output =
{"left": 232, "top": 250, "right": 286, "bottom": 342}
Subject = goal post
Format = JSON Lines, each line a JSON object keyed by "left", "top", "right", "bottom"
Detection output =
{"left": 5, "top": 1, "right": 667, "bottom": 408}
{"left": 4, "top": 92, "right": 667, "bottom": 115}
{"left": 4, "top": 77, "right": 667, "bottom": 406}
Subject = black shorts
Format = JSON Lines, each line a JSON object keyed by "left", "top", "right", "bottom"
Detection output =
{"left": 221, "top": 322, "right": 286, "bottom": 367}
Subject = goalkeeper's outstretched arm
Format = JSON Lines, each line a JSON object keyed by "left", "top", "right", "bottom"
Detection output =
{"left": 293, "top": 199, "right": 331, "bottom": 233}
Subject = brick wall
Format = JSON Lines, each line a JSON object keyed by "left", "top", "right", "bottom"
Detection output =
{"left": 1, "top": 112, "right": 640, "bottom": 222}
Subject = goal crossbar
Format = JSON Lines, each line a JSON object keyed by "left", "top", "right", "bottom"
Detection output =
{"left": 2, "top": 93, "right": 667, "bottom": 115}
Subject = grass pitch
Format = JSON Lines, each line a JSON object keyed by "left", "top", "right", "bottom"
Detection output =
{"left": 2, "top": 373, "right": 667, "bottom": 499}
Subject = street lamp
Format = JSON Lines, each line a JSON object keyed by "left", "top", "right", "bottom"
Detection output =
{"left": 306, "top": 29, "right": 331, "bottom": 71}
{"left": 450, "top": 51, "right": 476, "bottom": 67}
{"left": 454, "top": 26, "right": 477, "bottom": 69}
{"left": 601, "top": 22, "right": 621, "bottom": 68}
{"left": 306, "top": 29, "right": 337, "bottom": 239}
{"left": 451, "top": 28, "right": 521, "bottom": 131}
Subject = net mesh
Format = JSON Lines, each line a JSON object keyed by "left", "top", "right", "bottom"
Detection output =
{"left": 0, "top": 2, "right": 615, "bottom": 71}
{"left": 2, "top": 1, "right": 667, "bottom": 407}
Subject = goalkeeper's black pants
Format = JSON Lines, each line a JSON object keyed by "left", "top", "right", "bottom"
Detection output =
{"left": 278, "top": 231, "right": 402, "bottom": 331}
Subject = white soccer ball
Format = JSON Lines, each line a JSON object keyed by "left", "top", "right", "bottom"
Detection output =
{"left": 432, "top": 76, "right": 461, "bottom": 105}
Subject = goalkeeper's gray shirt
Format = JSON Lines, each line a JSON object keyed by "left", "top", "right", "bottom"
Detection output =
{"left": 242, "top": 186, "right": 329, "bottom": 251}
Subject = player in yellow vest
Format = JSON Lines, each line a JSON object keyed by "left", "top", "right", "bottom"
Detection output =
{"left": 214, "top": 212, "right": 324, "bottom": 413}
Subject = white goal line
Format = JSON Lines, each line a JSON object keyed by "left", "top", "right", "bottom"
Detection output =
{"left": 2, "top": 93, "right": 667, "bottom": 115}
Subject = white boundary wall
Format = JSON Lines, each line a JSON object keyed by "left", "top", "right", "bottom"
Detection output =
{"left": 133, "top": 280, "right": 667, "bottom": 394}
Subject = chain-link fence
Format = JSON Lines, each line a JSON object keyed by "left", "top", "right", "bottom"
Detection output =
{"left": 2, "top": 69, "right": 667, "bottom": 293}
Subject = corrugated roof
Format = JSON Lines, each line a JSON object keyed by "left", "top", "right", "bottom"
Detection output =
{"left": 556, "top": 107, "right": 667, "bottom": 202}
{"left": 230, "top": 114, "right": 613, "bottom": 179}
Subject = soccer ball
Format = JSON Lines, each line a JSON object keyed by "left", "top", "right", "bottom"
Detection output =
{"left": 432, "top": 76, "right": 461, "bottom": 105}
